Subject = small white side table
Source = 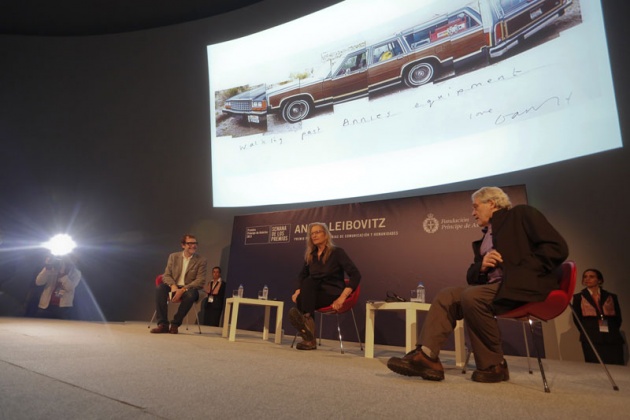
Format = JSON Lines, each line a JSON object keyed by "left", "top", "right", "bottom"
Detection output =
{"left": 222, "top": 297, "right": 284, "bottom": 344}
{"left": 364, "top": 301, "right": 465, "bottom": 367}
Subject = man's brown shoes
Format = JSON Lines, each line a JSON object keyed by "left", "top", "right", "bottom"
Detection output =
{"left": 471, "top": 359, "right": 509, "bottom": 383}
{"left": 150, "top": 324, "right": 179, "bottom": 334}
{"left": 387, "top": 347, "right": 445, "bottom": 381}
{"left": 388, "top": 349, "right": 509, "bottom": 383}
{"left": 150, "top": 324, "right": 169, "bottom": 334}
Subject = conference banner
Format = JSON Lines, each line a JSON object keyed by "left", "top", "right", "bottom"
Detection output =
{"left": 226, "top": 185, "right": 537, "bottom": 355}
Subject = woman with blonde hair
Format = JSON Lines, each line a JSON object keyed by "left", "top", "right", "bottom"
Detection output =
{"left": 289, "top": 222, "right": 361, "bottom": 350}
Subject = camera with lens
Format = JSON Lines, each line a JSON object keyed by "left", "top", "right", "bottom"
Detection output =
{"left": 45, "top": 257, "right": 63, "bottom": 270}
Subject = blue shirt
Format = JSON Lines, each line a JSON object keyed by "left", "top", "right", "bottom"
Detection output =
{"left": 480, "top": 225, "right": 503, "bottom": 284}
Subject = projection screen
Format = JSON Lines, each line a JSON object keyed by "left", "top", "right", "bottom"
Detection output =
{"left": 208, "top": 0, "right": 622, "bottom": 207}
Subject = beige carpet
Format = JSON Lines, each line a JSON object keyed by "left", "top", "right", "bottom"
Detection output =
{"left": 0, "top": 318, "right": 628, "bottom": 419}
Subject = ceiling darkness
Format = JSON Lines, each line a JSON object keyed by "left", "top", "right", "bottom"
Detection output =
{"left": 3, "top": 1, "right": 628, "bottom": 40}
{"left": 0, "top": 0, "right": 264, "bottom": 36}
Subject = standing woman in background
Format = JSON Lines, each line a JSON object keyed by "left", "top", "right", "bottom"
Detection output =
{"left": 572, "top": 268, "right": 625, "bottom": 365}
{"left": 202, "top": 266, "right": 225, "bottom": 326}
{"left": 289, "top": 222, "right": 361, "bottom": 350}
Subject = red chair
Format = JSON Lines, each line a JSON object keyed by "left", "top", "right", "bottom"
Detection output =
{"left": 497, "top": 261, "right": 618, "bottom": 392}
{"left": 147, "top": 274, "right": 202, "bottom": 333}
{"left": 291, "top": 282, "right": 363, "bottom": 354}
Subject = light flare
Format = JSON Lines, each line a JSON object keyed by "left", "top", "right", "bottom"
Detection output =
{"left": 42, "top": 234, "right": 77, "bottom": 256}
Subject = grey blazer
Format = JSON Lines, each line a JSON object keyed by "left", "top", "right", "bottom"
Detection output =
{"left": 162, "top": 252, "right": 207, "bottom": 289}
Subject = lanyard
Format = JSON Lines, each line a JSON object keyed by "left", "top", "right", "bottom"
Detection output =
{"left": 589, "top": 291, "right": 605, "bottom": 320}
{"left": 209, "top": 280, "right": 221, "bottom": 295}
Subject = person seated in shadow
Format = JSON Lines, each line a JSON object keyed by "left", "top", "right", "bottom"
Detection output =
{"left": 35, "top": 254, "right": 81, "bottom": 320}
{"left": 150, "top": 234, "right": 207, "bottom": 334}
{"left": 202, "top": 266, "right": 225, "bottom": 326}
{"left": 572, "top": 268, "right": 625, "bottom": 365}
{"left": 387, "top": 186, "right": 568, "bottom": 383}
{"left": 288, "top": 222, "right": 361, "bottom": 350}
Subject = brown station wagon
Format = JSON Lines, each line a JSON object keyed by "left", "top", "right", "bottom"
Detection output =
{"left": 222, "top": 0, "right": 574, "bottom": 124}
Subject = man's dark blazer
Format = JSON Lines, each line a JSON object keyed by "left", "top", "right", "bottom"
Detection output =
{"left": 467, "top": 205, "right": 569, "bottom": 308}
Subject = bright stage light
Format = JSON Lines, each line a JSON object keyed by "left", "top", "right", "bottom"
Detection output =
{"left": 42, "top": 234, "right": 77, "bottom": 256}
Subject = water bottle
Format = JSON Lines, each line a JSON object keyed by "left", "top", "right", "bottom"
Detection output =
{"left": 416, "top": 281, "right": 425, "bottom": 303}
{"left": 238, "top": 284, "right": 244, "bottom": 298}
{"left": 262, "top": 285, "right": 269, "bottom": 300}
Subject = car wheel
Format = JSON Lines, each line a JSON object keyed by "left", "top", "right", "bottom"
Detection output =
{"left": 404, "top": 62, "right": 435, "bottom": 87}
{"left": 281, "top": 98, "right": 311, "bottom": 123}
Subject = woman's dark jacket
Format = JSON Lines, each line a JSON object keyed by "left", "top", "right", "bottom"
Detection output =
{"left": 297, "top": 247, "right": 361, "bottom": 296}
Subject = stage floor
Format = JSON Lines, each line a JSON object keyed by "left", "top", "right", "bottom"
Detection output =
{"left": 1, "top": 317, "right": 628, "bottom": 419}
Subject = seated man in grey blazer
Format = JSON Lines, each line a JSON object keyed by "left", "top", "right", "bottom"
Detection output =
{"left": 150, "top": 234, "right": 207, "bottom": 334}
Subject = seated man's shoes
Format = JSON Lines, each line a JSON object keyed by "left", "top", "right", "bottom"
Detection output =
{"left": 471, "top": 359, "right": 509, "bottom": 383}
{"left": 288, "top": 307, "right": 315, "bottom": 342}
{"left": 387, "top": 347, "right": 444, "bottom": 381}
{"left": 150, "top": 324, "right": 169, "bottom": 334}
{"left": 296, "top": 339, "right": 317, "bottom": 350}
{"left": 169, "top": 324, "right": 179, "bottom": 334}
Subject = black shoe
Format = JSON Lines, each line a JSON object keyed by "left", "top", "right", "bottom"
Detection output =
{"left": 471, "top": 359, "right": 509, "bottom": 383}
{"left": 387, "top": 347, "right": 444, "bottom": 381}
{"left": 288, "top": 307, "right": 314, "bottom": 341}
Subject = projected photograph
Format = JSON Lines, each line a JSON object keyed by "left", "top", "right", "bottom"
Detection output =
{"left": 208, "top": 0, "right": 622, "bottom": 207}
{"left": 215, "top": 0, "right": 577, "bottom": 135}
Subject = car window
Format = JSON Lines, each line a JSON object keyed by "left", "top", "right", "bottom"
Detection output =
{"left": 371, "top": 40, "right": 404, "bottom": 64}
{"left": 334, "top": 50, "right": 367, "bottom": 76}
{"left": 403, "top": 27, "right": 431, "bottom": 50}
{"left": 403, "top": 9, "right": 478, "bottom": 50}
{"left": 403, "top": 17, "right": 450, "bottom": 49}
{"left": 446, "top": 11, "right": 479, "bottom": 36}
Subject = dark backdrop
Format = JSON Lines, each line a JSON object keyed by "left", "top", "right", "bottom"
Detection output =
{"left": 227, "top": 186, "right": 532, "bottom": 354}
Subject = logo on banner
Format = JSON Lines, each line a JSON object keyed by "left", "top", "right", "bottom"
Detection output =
{"left": 422, "top": 213, "right": 439, "bottom": 233}
{"left": 245, "top": 224, "right": 291, "bottom": 245}
{"left": 422, "top": 213, "right": 480, "bottom": 233}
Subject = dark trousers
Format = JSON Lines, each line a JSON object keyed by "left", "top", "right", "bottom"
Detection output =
{"left": 202, "top": 300, "right": 224, "bottom": 326}
{"left": 155, "top": 283, "right": 199, "bottom": 326}
{"left": 296, "top": 277, "right": 338, "bottom": 316}
{"left": 418, "top": 283, "right": 512, "bottom": 370}
{"left": 581, "top": 340, "right": 625, "bottom": 365}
